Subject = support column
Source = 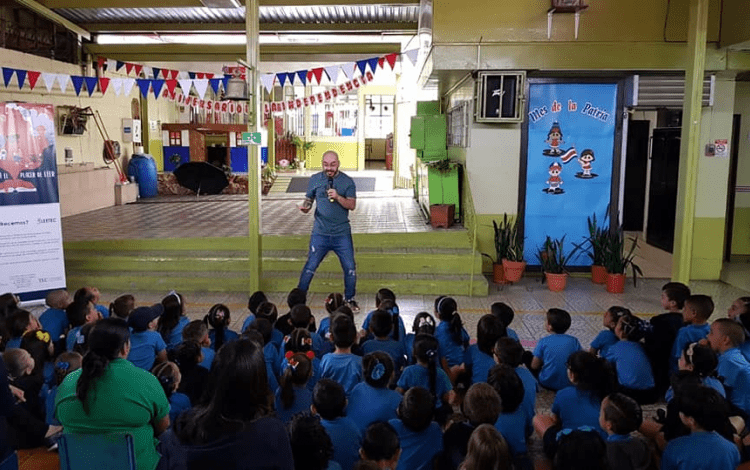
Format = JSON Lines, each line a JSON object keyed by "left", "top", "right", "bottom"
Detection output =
{"left": 246, "top": 0, "right": 262, "bottom": 292}
{"left": 672, "top": 0, "right": 709, "bottom": 282}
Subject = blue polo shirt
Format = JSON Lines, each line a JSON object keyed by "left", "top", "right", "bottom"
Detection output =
{"left": 240, "top": 313, "right": 256, "bottom": 333}
{"left": 347, "top": 382, "right": 401, "bottom": 433}
{"left": 397, "top": 364, "right": 452, "bottom": 407}
{"left": 533, "top": 334, "right": 582, "bottom": 391}
{"left": 39, "top": 308, "right": 69, "bottom": 341}
{"left": 320, "top": 353, "right": 362, "bottom": 396}
{"left": 464, "top": 344, "right": 496, "bottom": 384}
{"left": 551, "top": 387, "right": 605, "bottom": 437}
{"left": 507, "top": 327, "right": 520, "bottom": 342}
{"left": 388, "top": 419, "right": 443, "bottom": 470}
{"left": 670, "top": 323, "right": 710, "bottom": 372}
{"left": 65, "top": 325, "right": 83, "bottom": 351}
{"left": 362, "top": 338, "right": 407, "bottom": 372}
{"left": 717, "top": 347, "right": 750, "bottom": 414}
{"left": 166, "top": 316, "right": 190, "bottom": 350}
{"left": 127, "top": 330, "right": 166, "bottom": 370}
{"left": 661, "top": 431, "right": 739, "bottom": 470}
{"left": 306, "top": 171, "right": 356, "bottom": 236}
{"left": 281, "top": 356, "right": 322, "bottom": 393}
{"left": 320, "top": 416, "right": 362, "bottom": 470}
{"left": 435, "top": 321, "right": 470, "bottom": 368}
{"left": 604, "top": 340, "right": 654, "bottom": 390}
{"left": 665, "top": 375, "right": 725, "bottom": 402}
{"left": 590, "top": 330, "right": 618, "bottom": 357}
{"left": 494, "top": 408, "right": 528, "bottom": 455}
{"left": 168, "top": 392, "right": 191, "bottom": 424}
{"left": 516, "top": 366, "right": 537, "bottom": 430}
{"left": 208, "top": 328, "right": 239, "bottom": 350}
{"left": 361, "top": 310, "right": 407, "bottom": 344}
{"left": 274, "top": 385, "right": 313, "bottom": 424}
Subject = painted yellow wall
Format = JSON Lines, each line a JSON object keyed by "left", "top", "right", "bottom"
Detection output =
{"left": 305, "top": 140, "right": 359, "bottom": 170}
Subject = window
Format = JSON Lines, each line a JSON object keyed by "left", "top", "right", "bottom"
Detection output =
{"left": 364, "top": 95, "right": 395, "bottom": 139}
{"left": 169, "top": 131, "right": 182, "bottom": 146}
{"left": 447, "top": 101, "right": 470, "bottom": 147}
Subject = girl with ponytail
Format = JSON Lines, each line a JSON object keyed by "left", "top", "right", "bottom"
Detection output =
{"left": 55, "top": 318, "right": 170, "bottom": 470}
{"left": 398, "top": 334, "right": 452, "bottom": 415}
{"left": 206, "top": 303, "right": 238, "bottom": 352}
{"left": 282, "top": 328, "right": 322, "bottom": 392}
{"left": 152, "top": 361, "right": 191, "bottom": 425}
{"left": 434, "top": 296, "right": 470, "bottom": 382}
{"left": 347, "top": 352, "right": 402, "bottom": 433}
{"left": 274, "top": 351, "right": 313, "bottom": 423}
{"left": 159, "top": 291, "right": 189, "bottom": 350}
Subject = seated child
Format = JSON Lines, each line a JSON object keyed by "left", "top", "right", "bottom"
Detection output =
{"left": 590, "top": 306, "right": 631, "bottom": 357}
{"left": 389, "top": 386, "right": 443, "bottom": 470}
{"left": 493, "top": 338, "right": 537, "bottom": 433}
{"left": 434, "top": 296, "right": 470, "bottom": 382}
{"left": 660, "top": 385, "right": 740, "bottom": 470}
{"left": 4, "top": 348, "right": 44, "bottom": 420}
{"left": 665, "top": 342, "right": 724, "bottom": 402}
{"left": 108, "top": 293, "right": 135, "bottom": 320}
{"left": 644, "top": 282, "right": 690, "bottom": 395}
{"left": 275, "top": 352, "right": 314, "bottom": 424}
{"left": 670, "top": 294, "right": 712, "bottom": 373}
{"left": 206, "top": 303, "right": 239, "bottom": 351}
{"left": 706, "top": 318, "right": 750, "bottom": 417}
{"left": 362, "top": 310, "right": 407, "bottom": 374}
{"left": 461, "top": 424, "right": 511, "bottom": 470}
{"left": 240, "top": 290, "right": 268, "bottom": 333}
{"left": 530, "top": 308, "right": 582, "bottom": 391}
{"left": 181, "top": 320, "right": 215, "bottom": 370}
{"left": 245, "top": 319, "right": 280, "bottom": 391}
{"left": 255, "top": 301, "right": 284, "bottom": 350}
{"left": 464, "top": 314, "right": 505, "bottom": 385}
{"left": 172, "top": 340, "right": 209, "bottom": 406}
{"left": 158, "top": 291, "right": 189, "bottom": 350}
{"left": 604, "top": 315, "right": 656, "bottom": 404}
{"left": 152, "top": 361, "right": 191, "bottom": 425}
{"left": 65, "top": 299, "right": 100, "bottom": 351}
{"left": 348, "top": 352, "right": 402, "bottom": 433}
{"left": 39, "top": 289, "right": 71, "bottom": 347}
{"left": 360, "top": 289, "right": 406, "bottom": 343}
{"left": 404, "top": 312, "right": 436, "bottom": 365}
{"left": 318, "top": 292, "right": 346, "bottom": 341}
{"left": 280, "top": 327, "right": 322, "bottom": 393}
{"left": 276, "top": 288, "right": 308, "bottom": 337}
{"left": 397, "top": 334, "right": 453, "bottom": 415}
{"left": 127, "top": 304, "right": 168, "bottom": 370}
{"left": 289, "top": 305, "right": 326, "bottom": 357}
{"left": 491, "top": 302, "right": 519, "bottom": 342}
{"left": 738, "top": 312, "right": 750, "bottom": 361}
{"left": 553, "top": 428, "right": 608, "bottom": 470}
{"left": 313, "top": 379, "right": 362, "bottom": 470}
{"left": 728, "top": 296, "right": 750, "bottom": 321}
{"left": 533, "top": 351, "right": 615, "bottom": 459}
{"left": 487, "top": 365, "right": 530, "bottom": 464}
{"left": 20, "top": 329, "right": 55, "bottom": 389}
{"left": 599, "top": 393, "right": 653, "bottom": 470}
{"left": 73, "top": 286, "right": 109, "bottom": 319}
{"left": 359, "top": 422, "right": 401, "bottom": 470}
{"left": 320, "top": 314, "right": 362, "bottom": 396}
{"left": 46, "top": 352, "right": 82, "bottom": 425}
{"left": 5, "top": 310, "right": 42, "bottom": 349}
{"left": 288, "top": 412, "right": 338, "bottom": 470}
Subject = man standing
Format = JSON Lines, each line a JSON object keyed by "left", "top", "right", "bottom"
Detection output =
{"left": 298, "top": 150, "right": 359, "bottom": 313}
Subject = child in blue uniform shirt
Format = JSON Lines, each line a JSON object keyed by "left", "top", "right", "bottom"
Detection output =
{"left": 590, "top": 306, "right": 630, "bottom": 358}
{"left": 39, "top": 290, "right": 71, "bottom": 348}
{"left": 240, "top": 290, "right": 267, "bottom": 333}
{"left": 664, "top": 342, "right": 725, "bottom": 402}
{"left": 397, "top": 334, "right": 452, "bottom": 413}
{"left": 289, "top": 305, "right": 326, "bottom": 358}
{"left": 661, "top": 386, "right": 740, "bottom": 470}
{"left": 707, "top": 318, "right": 750, "bottom": 416}
{"left": 359, "top": 422, "right": 401, "bottom": 470}
{"left": 670, "top": 294, "right": 712, "bottom": 373}
{"left": 206, "top": 303, "right": 239, "bottom": 351}
{"left": 65, "top": 299, "right": 101, "bottom": 351}
{"left": 152, "top": 361, "right": 191, "bottom": 425}
{"left": 46, "top": 352, "right": 82, "bottom": 425}
{"left": 434, "top": 296, "right": 470, "bottom": 383}
{"left": 319, "top": 314, "right": 362, "bottom": 396}
{"left": 348, "top": 352, "right": 401, "bottom": 433}
{"left": 255, "top": 301, "right": 285, "bottom": 350}
{"left": 488, "top": 364, "right": 531, "bottom": 467}
{"left": 388, "top": 386, "right": 442, "bottom": 470}
{"left": 317, "top": 292, "right": 346, "bottom": 343}
{"left": 599, "top": 393, "right": 653, "bottom": 470}
{"left": 244, "top": 319, "right": 280, "bottom": 391}
{"left": 73, "top": 286, "right": 109, "bottom": 319}
{"left": 275, "top": 352, "right": 314, "bottom": 424}
{"left": 404, "top": 312, "right": 435, "bottom": 365}
{"left": 313, "top": 379, "right": 362, "bottom": 470}
{"left": 530, "top": 308, "right": 582, "bottom": 391}
{"left": 126, "top": 304, "right": 167, "bottom": 370}
{"left": 605, "top": 315, "right": 656, "bottom": 404}
{"left": 362, "top": 309, "right": 407, "bottom": 374}
{"left": 158, "top": 291, "right": 189, "bottom": 350}
{"left": 4, "top": 310, "right": 41, "bottom": 349}
{"left": 491, "top": 302, "right": 520, "bottom": 342}
{"left": 359, "top": 289, "right": 406, "bottom": 343}
{"left": 493, "top": 337, "right": 537, "bottom": 433}
{"left": 281, "top": 328, "right": 322, "bottom": 393}
{"left": 464, "top": 314, "right": 505, "bottom": 385}
{"left": 180, "top": 320, "right": 215, "bottom": 370}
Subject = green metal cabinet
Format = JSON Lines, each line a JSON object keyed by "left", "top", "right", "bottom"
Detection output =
{"left": 416, "top": 158, "right": 461, "bottom": 222}
{"left": 410, "top": 115, "right": 447, "bottom": 162}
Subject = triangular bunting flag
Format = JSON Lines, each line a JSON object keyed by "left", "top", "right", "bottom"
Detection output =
{"left": 136, "top": 79, "right": 151, "bottom": 98}
{"left": 116, "top": 61, "right": 125, "bottom": 71}
{"left": 152, "top": 79, "right": 165, "bottom": 98}
{"left": 188, "top": 72, "right": 196, "bottom": 79}
{"left": 15, "top": 70, "right": 27, "bottom": 89}
{"left": 123, "top": 78, "right": 136, "bottom": 96}
{"left": 165, "top": 79, "right": 177, "bottom": 94}
{"left": 307, "top": 70, "right": 314, "bottom": 83}
{"left": 367, "top": 57, "right": 379, "bottom": 72}
{"left": 341, "top": 62, "right": 355, "bottom": 80}
{"left": 170, "top": 70, "right": 179, "bottom": 80}
{"left": 260, "top": 74, "right": 275, "bottom": 93}
{"left": 42, "top": 73, "right": 56, "bottom": 93}
{"left": 57, "top": 74, "right": 70, "bottom": 93}
{"left": 378, "top": 57, "right": 385, "bottom": 69}
{"left": 111, "top": 78, "right": 123, "bottom": 96}
{"left": 312, "top": 68, "right": 324, "bottom": 85}
{"left": 178, "top": 71, "right": 189, "bottom": 79}
{"left": 404, "top": 49, "right": 419, "bottom": 65}
{"left": 205, "top": 73, "right": 214, "bottom": 79}
{"left": 99, "top": 77, "right": 110, "bottom": 95}
{"left": 385, "top": 53, "right": 398, "bottom": 70}
{"left": 134, "top": 64, "right": 143, "bottom": 77}
{"left": 288, "top": 73, "right": 296, "bottom": 85}
{"left": 178, "top": 79, "right": 193, "bottom": 94}
{"left": 126, "top": 63, "right": 134, "bottom": 75}
{"left": 97, "top": 56, "right": 106, "bottom": 70}
{"left": 143, "top": 66, "right": 152, "bottom": 79}
{"left": 323, "top": 65, "right": 340, "bottom": 84}
{"left": 276, "top": 72, "right": 288, "bottom": 87}
{"left": 2, "top": 68, "right": 14, "bottom": 87}
{"left": 84, "top": 77, "right": 98, "bottom": 96}
{"left": 193, "top": 79, "right": 209, "bottom": 99}
{"left": 221, "top": 75, "right": 230, "bottom": 91}
{"left": 208, "top": 78, "right": 221, "bottom": 95}
{"left": 27, "top": 71, "right": 40, "bottom": 90}
{"left": 71, "top": 76, "right": 85, "bottom": 96}
{"left": 296, "top": 70, "right": 308, "bottom": 86}
{"left": 355, "top": 60, "right": 368, "bottom": 77}
{"left": 107, "top": 58, "right": 117, "bottom": 72}
{"left": 196, "top": 73, "right": 204, "bottom": 79}
{"left": 152, "top": 67, "right": 161, "bottom": 79}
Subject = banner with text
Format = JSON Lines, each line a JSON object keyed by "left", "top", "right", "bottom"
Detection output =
{"left": 0, "top": 103, "right": 66, "bottom": 301}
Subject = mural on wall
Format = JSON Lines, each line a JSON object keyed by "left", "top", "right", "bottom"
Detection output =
{"left": 523, "top": 82, "right": 619, "bottom": 266}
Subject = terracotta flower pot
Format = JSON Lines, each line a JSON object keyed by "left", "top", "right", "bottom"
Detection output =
{"left": 502, "top": 259, "right": 526, "bottom": 283}
{"left": 545, "top": 272, "right": 568, "bottom": 292}
{"left": 606, "top": 273, "right": 626, "bottom": 293}
{"left": 492, "top": 263, "right": 506, "bottom": 284}
{"left": 591, "top": 265, "right": 607, "bottom": 284}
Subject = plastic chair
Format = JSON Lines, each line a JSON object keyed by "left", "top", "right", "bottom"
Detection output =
{"left": 58, "top": 433, "right": 136, "bottom": 470}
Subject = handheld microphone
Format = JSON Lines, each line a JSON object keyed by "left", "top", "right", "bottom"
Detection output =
{"left": 327, "top": 177, "right": 335, "bottom": 202}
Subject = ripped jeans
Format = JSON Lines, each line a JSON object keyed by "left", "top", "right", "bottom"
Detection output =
{"left": 298, "top": 232, "right": 357, "bottom": 300}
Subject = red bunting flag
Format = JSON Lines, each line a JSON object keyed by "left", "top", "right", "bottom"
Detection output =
{"left": 165, "top": 79, "right": 177, "bottom": 94}
{"left": 378, "top": 57, "right": 385, "bottom": 69}
{"left": 98, "top": 77, "right": 110, "bottom": 94}
{"left": 126, "top": 63, "right": 134, "bottom": 75}
{"left": 170, "top": 70, "right": 179, "bottom": 80}
{"left": 307, "top": 70, "right": 313, "bottom": 83}
{"left": 311, "top": 68, "right": 324, "bottom": 84}
{"left": 26, "top": 71, "right": 40, "bottom": 90}
{"left": 134, "top": 64, "right": 143, "bottom": 76}
{"left": 205, "top": 73, "right": 214, "bottom": 79}
{"left": 196, "top": 73, "right": 204, "bottom": 79}
{"left": 384, "top": 53, "right": 398, "bottom": 69}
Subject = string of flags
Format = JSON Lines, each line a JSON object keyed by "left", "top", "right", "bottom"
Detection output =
{"left": 1, "top": 49, "right": 419, "bottom": 115}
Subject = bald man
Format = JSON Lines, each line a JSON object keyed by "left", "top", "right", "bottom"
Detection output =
{"left": 298, "top": 150, "right": 359, "bottom": 313}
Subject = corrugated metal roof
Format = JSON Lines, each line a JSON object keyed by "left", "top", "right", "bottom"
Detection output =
{"left": 53, "top": 5, "right": 419, "bottom": 25}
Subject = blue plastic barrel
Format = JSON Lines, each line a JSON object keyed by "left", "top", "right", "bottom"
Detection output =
{"left": 127, "top": 154, "right": 158, "bottom": 198}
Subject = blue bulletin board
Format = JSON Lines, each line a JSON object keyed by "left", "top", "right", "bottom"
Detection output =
{"left": 521, "top": 81, "right": 620, "bottom": 266}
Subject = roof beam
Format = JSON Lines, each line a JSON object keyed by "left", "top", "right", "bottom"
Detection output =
{"left": 13, "top": 0, "right": 91, "bottom": 39}
{"left": 81, "top": 22, "right": 417, "bottom": 33}
{"left": 83, "top": 42, "right": 402, "bottom": 62}
{"left": 39, "top": 0, "right": 417, "bottom": 7}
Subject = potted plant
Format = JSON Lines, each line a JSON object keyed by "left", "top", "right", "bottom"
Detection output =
{"left": 503, "top": 215, "right": 526, "bottom": 283}
{"left": 582, "top": 213, "right": 610, "bottom": 284}
{"left": 292, "top": 135, "right": 314, "bottom": 171}
{"left": 261, "top": 165, "right": 276, "bottom": 195}
{"left": 602, "top": 228, "right": 643, "bottom": 294}
{"left": 482, "top": 216, "right": 512, "bottom": 284}
{"left": 536, "top": 235, "right": 580, "bottom": 292}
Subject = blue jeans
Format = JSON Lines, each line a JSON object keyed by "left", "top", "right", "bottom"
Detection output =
{"left": 298, "top": 233, "right": 356, "bottom": 300}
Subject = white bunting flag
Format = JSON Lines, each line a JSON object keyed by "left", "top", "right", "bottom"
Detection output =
{"left": 142, "top": 66, "right": 152, "bottom": 79}
{"left": 42, "top": 73, "right": 56, "bottom": 93}
{"left": 107, "top": 58, "right": 117, "bottom": 72}
{"left": 111, "top": 78, "right": 123, "bottom": 96}
{"left": 341, "top": 62, "right": 355, "bottom": 80}
{"left": 323, "top": 65, "right": 340, "bottom": 84}
{"left": 260, "top": 74, "right": 275, "bottom": 93}
{"left": 122, "top": 78, "right": 136, "bottom": 96}
{"left": 193, "top": 79, "right": 209, "bottom": 99}
{"left": 178, "top": 79, "right": 193, "bottom": 95}
{"left": 404, "top": 49, "right": 419, "bottom": 65}
{"left": 57, "top": 74, "right": 70, "bottom": 93}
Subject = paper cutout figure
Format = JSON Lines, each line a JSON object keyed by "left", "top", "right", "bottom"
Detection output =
{"left": 543, "top": 121, "right": 564, "bottom": 156}
{"left": 543, "top": 161, "right": 564, "bottom": 194}
{"left": 574, "top": 148, "right": 598, "bottom": 179}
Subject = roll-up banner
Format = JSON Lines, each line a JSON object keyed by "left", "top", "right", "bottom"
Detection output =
{"left": 0, "top": 103, "right": 66, "bottom": 301}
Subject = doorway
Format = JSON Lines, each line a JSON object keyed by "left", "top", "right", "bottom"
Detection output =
{"left": 724, "top": 114, "right": 741, "bottom": 261}
{"left": 364, "top": 95, "right": 395, "bottom": 170}
{"left": 622, "top": 120, "right": 650, "bottom": 231}
{"left": 646, "top": 127, "right": 681, "bottom": 253}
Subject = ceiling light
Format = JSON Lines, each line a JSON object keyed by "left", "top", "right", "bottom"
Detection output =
{"left": 200, "top": 0, "right": 241, "bottom": 8}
